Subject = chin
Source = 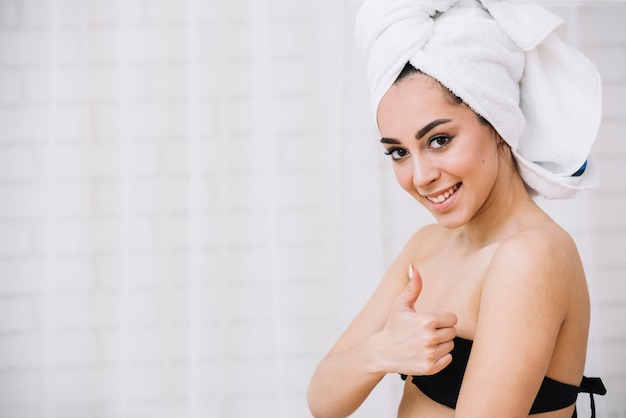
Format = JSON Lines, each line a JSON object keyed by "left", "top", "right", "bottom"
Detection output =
{"left": 432, "top": 213, "right": 468, "bottom": 229}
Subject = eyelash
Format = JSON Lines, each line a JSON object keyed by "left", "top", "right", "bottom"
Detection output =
{"left": 428, "top": 135, "right": 451, "bottom": 149}
{"left": 384, "top": 135, "right": 452, "bottom": 161}
{"left": 384, "top": 148, "right": 407, "bottom": 161}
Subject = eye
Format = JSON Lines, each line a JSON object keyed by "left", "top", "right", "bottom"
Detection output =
{"left": 384, "top": 147, "right": 408, "bottom": 161}
{"left": 428, "top": 135, "right": 450, "bottom": 150}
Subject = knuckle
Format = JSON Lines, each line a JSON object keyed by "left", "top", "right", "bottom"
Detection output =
{"left": 422, "top": 335, "right": 437, "bottom": 349}
{"left": 422, "top": 345, "right": 438, "bottom": 362}
{"left": 418, "top": 313, "right": 437, "bottom": 329}
{"left": 422, "top": 362, "right": 440, "bottom": 376}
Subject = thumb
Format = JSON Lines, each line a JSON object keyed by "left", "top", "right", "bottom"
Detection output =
{"left": 395, "top": 264, "right": 423, "bottom": 311}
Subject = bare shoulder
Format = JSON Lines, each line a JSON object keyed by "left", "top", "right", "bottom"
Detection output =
{"left": 459, "top": 223, "right": 589, "bottom": 416}
{"left": 407, "top": 223, "right": 447, "bottom": 244}
{"left": 404, "top": 223, "right": 455, "bottom": 260}
{"left": 491, "top": 222, "right": 583, "bottom": 282}
{"left": 483, "top": 220, "right": 587, "bottom": 317}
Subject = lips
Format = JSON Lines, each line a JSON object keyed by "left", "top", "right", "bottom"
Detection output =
{"left": 424, "top": 183, "right": 460, "bottom": 204}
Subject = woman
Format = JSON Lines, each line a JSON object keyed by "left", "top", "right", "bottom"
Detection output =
{"left": 307, "top": 1, "right": 606, "bottom": 417}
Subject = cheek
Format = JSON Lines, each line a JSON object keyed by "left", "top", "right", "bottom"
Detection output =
{"left": 478, "top": 146, "right": 500, "bottom": 175}
{"left": 455, "top": 138, "right": 497, "bottom": 177}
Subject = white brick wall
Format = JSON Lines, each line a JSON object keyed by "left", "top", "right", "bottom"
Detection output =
{"left": 0, "top": 1, "right": 624, "bottom": 418}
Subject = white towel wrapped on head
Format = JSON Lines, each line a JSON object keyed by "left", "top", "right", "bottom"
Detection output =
{"left": 355, "top": 0, "right": 602, "bottom": 199}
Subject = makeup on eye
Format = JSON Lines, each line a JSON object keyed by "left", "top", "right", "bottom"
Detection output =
{"left": 380, "top": 118, "right": 455, "bottom": 160}
{"left": 384, "top": 147, "right": 409, "bottom": 161}
{"left": 380, "top": 118, "right": 454, "bottom": 146}
{"left": 381, "top": 133, "right": 452, "bottom": 160}
{"left": 428, "top": 135, "right": 452, "bottom": 149}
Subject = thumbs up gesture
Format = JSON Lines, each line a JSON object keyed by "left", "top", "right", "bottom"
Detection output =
{"left": 377, "top": 265, "right": 457, "bottom": 376}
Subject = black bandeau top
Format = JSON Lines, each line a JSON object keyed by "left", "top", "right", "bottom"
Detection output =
{"left": 401, "top": 337, "right": 606, "bottom": 417}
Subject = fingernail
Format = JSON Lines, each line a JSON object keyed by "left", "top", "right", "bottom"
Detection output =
{"left": 408, "top": 264, "right": 414, "bottom": 279}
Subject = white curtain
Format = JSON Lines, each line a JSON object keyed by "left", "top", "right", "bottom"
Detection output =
{"left": 0, "top": 1, "right": 624, "bottom": 417}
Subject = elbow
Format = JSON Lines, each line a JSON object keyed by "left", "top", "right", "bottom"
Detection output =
{"left": 306, "top": 385, "right": 325, "bottom": 418}
{"left": 307, "top": 384, "right": 341, "bottom": 418}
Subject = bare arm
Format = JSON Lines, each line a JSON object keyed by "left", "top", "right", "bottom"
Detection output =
{"left": 455, "top": 232, "right": 585, "bottom": 417}
{"left": 307, "top": 231, "right": 457, "bottom": 418}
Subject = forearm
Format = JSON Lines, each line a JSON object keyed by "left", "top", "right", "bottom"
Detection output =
{"left": 307, "top": 333, "right": 388, "bottom": 418}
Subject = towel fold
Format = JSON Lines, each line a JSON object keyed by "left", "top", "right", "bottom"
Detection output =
{"left": 355, "top": 0, "right": 602, "bottom": 199}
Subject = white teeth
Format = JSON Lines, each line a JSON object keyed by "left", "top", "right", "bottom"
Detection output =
{"left": 427, "top": 184, "right": 459, "bottom": 204}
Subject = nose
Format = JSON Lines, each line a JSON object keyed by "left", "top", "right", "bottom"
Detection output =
{"left": 412, "top": 154, "right": 439, "bottom": 189}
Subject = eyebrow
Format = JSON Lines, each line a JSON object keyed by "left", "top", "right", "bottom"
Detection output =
{"left": 380, "top": 118, "right": 452, "bottom": 144}
{"left": 417, "top": 119, "right": 452, "bottom": 139}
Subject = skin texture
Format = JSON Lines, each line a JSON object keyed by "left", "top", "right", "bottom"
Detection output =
{"left": 307, "top": 73, "right": 590, "bottom": 418}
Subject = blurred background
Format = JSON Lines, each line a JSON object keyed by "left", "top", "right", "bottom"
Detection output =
{"left": 0, "top": 0, "right": 624, "bottom": 417}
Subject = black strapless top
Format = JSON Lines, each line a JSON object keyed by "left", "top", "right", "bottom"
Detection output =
{"left": 401, "top": 337, "right": 606, "bottom": 417}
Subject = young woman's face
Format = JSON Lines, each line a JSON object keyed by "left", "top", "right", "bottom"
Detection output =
{"left": 377, "top": 74, "right": 502, "bottom": 229}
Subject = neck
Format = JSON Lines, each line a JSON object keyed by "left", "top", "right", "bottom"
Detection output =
{"left": 460, "top": 167, "right": 538, "bottom": 249}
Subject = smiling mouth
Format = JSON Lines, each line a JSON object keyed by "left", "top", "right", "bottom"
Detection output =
{"left": 425, "top": 183, "right": 460, "bottom": 204}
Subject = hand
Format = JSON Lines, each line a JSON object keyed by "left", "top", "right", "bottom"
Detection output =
{"left": 378, "top": 265, "right": 457, "bottom": 376}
